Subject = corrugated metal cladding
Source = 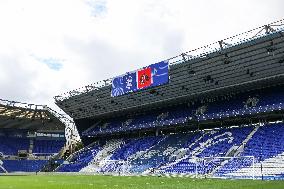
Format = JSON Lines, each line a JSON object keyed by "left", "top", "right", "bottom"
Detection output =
{"left": 56, "top": 31, "right": 284, "bottom": 120}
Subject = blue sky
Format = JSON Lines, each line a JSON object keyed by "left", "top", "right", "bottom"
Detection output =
{"left": 42, "top": 59, "right": 63, "bottom": 71}
{"left": 0, "top": 0, "right": 283, "bottom": 113}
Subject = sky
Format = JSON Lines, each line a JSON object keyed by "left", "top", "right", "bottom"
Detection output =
{"left": 0, "top": 0, "right": 283, "bottom": 114}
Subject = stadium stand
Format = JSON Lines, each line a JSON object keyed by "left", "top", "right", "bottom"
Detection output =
{"left": 2, "top": 160, "right": 48, "bottom": 172}
{"left": 0, "top": 136, "right": 30, "bottom": 155}
{"left": 79, "top": 86, "right": 284, "bottom": 137}
{"left": 53, "top": 20, "right": 284, "bottom": 180}
{"left": 0, "top": 10, "right": 281, "bottom": 189}
{"left": 58, "top": 122, "right": 284, "bottom": 180}
{"left": 57, "top": 144, "right": 100, "bottom": 172}
{"left": 0, "top": 99, "right": 68, "bottom": 173}
{"left": 33, "top": 139, "right": 66, "bottom": 155}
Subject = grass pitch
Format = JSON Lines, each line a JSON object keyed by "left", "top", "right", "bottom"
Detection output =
{"left": 0, "top": 175, "right": 283, "bottom": 189}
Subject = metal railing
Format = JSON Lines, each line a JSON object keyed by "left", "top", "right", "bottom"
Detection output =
{"left": 54, "top": 19, "right": 284, "bottom": 102}
{"left": 0, "top": 98, "right": 48, "bottom": 110}
{"left": 0, "top": 98, "right": 73, "bottom": 124}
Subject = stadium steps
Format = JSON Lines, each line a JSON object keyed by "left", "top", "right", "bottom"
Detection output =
{"left": 80, "top": 139, "right": 124, "bottom": 172}
{"left": 210, "top": 126, "right": 260, "bottom": 175}
{"left": 65, "top": 141, "right": 98, "bottom": 162}
{"left": 92, "top": 139, "right": 124, "bottom": 162}
{"left": 55, "top": 142, "right": 95, "bottom": 171}
{"left": 234, "top": 125, "right": 260, "bottom": 157}
{"left": 191, "top": 131, "right": 233, "bottom": 157}
{"left": 209, "top": 148, "right": 240, "bottom": 175}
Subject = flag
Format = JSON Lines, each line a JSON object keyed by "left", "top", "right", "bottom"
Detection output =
{"left": 137, "top": 67, "right": 152, "bottom": 89}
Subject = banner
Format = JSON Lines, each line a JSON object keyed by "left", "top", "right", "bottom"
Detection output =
{"left": 111, "top": 60, "right": 169, "bottom": 97}
{"left": 137, "top": 67, "right": 152, "bottom": 89}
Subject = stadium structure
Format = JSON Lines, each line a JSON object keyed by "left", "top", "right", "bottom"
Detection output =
{"left": 54, "top": 19, "right": 284, "bottom": 180}
{"left": 0, "top": 99, "right": 74, "bottom": 173}
{"left": 1, "top": 19, "right": 284, "bottom": 183}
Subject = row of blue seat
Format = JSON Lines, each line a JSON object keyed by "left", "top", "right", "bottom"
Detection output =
{"left": 66, "top": 123, "right": 284, "bottom": 177}
{"left": 0, "top": 137, "right": 65, "bottom": 156}
{"left": 2, "top": 160, "right": 48, "bottom": 172}
{"left": 83, "top": 87, "right": 284, "bottom": 136}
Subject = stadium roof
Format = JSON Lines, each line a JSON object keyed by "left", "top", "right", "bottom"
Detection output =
{"left": 55, "top": 19, "right": 284, "bottom": 120}
{"left": 0, "top": 99, "right": 66, "bottom": 133}
{"left": 55, "top": 19, "right": 284, "bottom": 102}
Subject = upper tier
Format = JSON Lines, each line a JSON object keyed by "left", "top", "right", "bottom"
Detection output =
{"left": 56, "top": 20, "right": 284, "bottom": 119}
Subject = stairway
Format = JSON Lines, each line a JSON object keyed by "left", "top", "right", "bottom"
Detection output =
{"left": 234, "top": 125, "right": 260, "bottom": 157}
{"left": 92, "top": 139, "right": 124, "bottom": 163}
{"left": 80, "top": 139, "right": 124, "bottom": 172}
{"left": 209, "top": 126, "right": 260, "bottom": 175}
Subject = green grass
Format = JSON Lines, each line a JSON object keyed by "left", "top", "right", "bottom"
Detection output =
{"left": 0, "top": 175, "right": 283, "bottom": 189}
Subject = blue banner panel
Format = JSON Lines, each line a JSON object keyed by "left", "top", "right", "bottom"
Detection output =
{"left": 111, "top": 60, "right": 169, "bottom": 97}
{"left": 150, "top": 60, "right": 169, "bottom": 87}
{"left": 111, "top": 72, "right": 137, "bottom": 97}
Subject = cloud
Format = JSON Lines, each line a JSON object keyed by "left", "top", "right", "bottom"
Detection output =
{"left": 0, "top": 0, "right": 283, "bottom": 115}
